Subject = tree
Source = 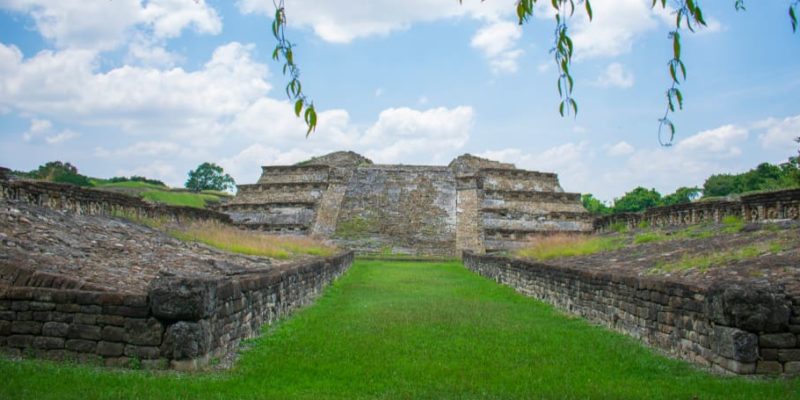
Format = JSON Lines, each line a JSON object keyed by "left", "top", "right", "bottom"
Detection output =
{"left": 273, "top": 1, "right": 799, "bottom": 143}
{"left": 613, "top": 187, "right": 662, "bottom": 213}
{"left": 185, "top": 162, "right": 235, "bottom": 192}
{"left": 581, "top": 193, "right": 612, "bottom": 215}
{"left": 661, "top": 186, "right": 701, "bottom": 206}
{"left": 30, "top": 161, "right": 92, "bottom": 187}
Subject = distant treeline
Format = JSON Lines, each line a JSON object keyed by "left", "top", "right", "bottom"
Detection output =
{"left": 12, "top": 161, "right": 166, "bottom": 188}
{"left": 583, "top": 160, "right": 800, "bottom": 215}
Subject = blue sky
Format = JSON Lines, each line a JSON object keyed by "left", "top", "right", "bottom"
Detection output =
{"left": 0, "top": 0, "right": 798, "bottom": 201}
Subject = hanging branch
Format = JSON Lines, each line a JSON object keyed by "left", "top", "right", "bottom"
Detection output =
{"left": 272, "top": 0, "right": 317, "bottom": 136}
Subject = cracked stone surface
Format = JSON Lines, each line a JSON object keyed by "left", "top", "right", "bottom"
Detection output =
{"left": 0, "top": 199, "right": 295, "bottom": 294}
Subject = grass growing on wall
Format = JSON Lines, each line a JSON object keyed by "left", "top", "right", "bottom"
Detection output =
{"left": 1, "top": 260, "right": 797, "bottom": 399}
{"left": 170, "top": 221, "right": 337, "bottom": 259}
{"left": 140, "top": 190, "right": 222, "bottom": 209}
{"left": 514, "top": 234, "right": 625, "bottom": 260}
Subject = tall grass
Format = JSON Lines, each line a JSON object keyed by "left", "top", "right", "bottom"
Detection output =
{"left": 514, "top": 234, "right": 624, "bottom": 260}
{"left": 170, "top": 220, "right": 337, "bottom": 259}
{"left": 650, "top": 240, "right": 787, "bottom": 274}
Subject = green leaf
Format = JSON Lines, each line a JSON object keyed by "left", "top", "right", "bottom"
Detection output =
{"left": 672, "top": 31, "right": 681, "bottom": 59}
{"left": 306, "top": 106, "right": 317, "bottom": 136}
{"left": 272, "top": 47, "right": 280, "bottom": 61}
{"left": 791, "top": 6, "right": 798, "bottom": 33}
{"left": 669, "top": 63, "right": 677, "bottom": 83}
{"left": 675, "top": 88, "right": 683, "bottom": 109}
{"left": 294, "top": 99, "right": 303, "bottom": 117}
{"left": 286, "top": 48, "right": 293, "bottom": 65}
{"left": 569, "top": 98, "right": 578, "bottom": 117}
{"left": 559, "top": 100, "right": 565, "bottom": 117}
{"left": 585, "top": 0, "right": 593, "bottom": 21}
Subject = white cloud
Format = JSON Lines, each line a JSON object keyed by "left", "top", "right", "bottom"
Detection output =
{"left": 470, "top": 20, "right": 524, "bottom": 74}
{"left": 675, "top": 124, "right": 748, "bottom": 157}
{"left": 606, "top": 141, "right": 634, "bottom": 156}
{"left": 570, "top": 0, "right": 664, "bottom": 59}
{"left": 755, "top": 115, "right": 800, "bottom": 149}
{"left": 0, "top": 0, "right": 221, "bottom": 52}
{"left": 21, "top": 118, "right": 78, "bottom": 145}
{"left": 594, "top": 63, "right": 634, "bottom": 88}
{"left": 236, "top": 0, "right": 515, "bottom": 43}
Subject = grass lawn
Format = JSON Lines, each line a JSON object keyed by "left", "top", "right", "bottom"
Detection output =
{"left": 1, "top": 260, "right": 798, "bottom": 399}
{"left": 140, "top": 190, "right": 222, "bottom": 208}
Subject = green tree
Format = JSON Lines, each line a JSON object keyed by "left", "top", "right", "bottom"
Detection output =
{"left": 30, "top": 161, "right": 92, "bottom": 187}
{"left": 661, "top": 186, "right": 701, "bottom": 206}
{"left": 581, "top": 194, "right": 611, "bottom": 215}
{"left": 613, "top": 187, "right": 662, "bottom": 213}
{"left": 185, "top": 162, "right": 235, "bottom": 192}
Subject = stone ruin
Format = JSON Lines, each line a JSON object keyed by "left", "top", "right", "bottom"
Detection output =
{"left": 216, "top": 151, "right": 593, "bottom": 257}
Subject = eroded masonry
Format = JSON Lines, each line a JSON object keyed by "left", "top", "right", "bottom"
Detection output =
{"left": 217, "top": 151, "right": 592, "bottom": 257}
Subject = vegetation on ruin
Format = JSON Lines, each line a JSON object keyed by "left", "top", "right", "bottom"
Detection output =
{"left": 515, "top": 234, "right": 625, "bottom": 260}
{"left": 170, "top": 220, "right": 337, "bottom": 259}
{"left": 1, "top": 260, "right": 797, "bottom": 399}
{"left": 649, "top": 240, "right": 791, "bottom": 274}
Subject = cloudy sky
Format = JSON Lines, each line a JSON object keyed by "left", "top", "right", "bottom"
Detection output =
{"left": 0, "top": 0, "right": 798, "bottom": 201}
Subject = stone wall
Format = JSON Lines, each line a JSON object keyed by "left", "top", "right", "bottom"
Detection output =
{"left": 463, "top": 252, "right": 800, "bottom": 376}
{"left": 1, "top": 252, "right": 354, "bottom": 370}
{"left": 0, "top": 177, "right": 231, "bottom": 225}
{"left": 224, "top": 152, "right": 593, "bottom": 256}
{"left": 595, "top": 189, "right": 800, "bottom": 232}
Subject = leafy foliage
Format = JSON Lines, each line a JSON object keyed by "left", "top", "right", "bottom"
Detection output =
{"left": 28, "top": 161, "right": 92, "bottom": 187}
{"left": 185, "top": 162, "right": 235, "bottom": 192}
{"left": 107, "top": 175, "right": 166, "bottom": 187}
{"left": 272, "top": 0, "right": 317, "bottom": 136}
{"left": 703, "top": 162, "right": 799, "bottom": 197}
{"left": 581, "top": 193, "right": 612, "bottom": 215}
{"left": 661, "top": 186, "right": 701, "bottom": 206}
{"left": 612, "top": 187, "right": 663, "bottom": 213}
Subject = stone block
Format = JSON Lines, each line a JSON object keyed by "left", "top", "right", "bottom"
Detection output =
{"left": 712, "top": 326, "right": 758, "bottom": 362}
{"left": 7, "top": 335, "right": 34, "bottom": 348}
{"left": 755, "top": 361, "right": 783, "bottom": 375}
{"left": 65, "top": 339, "right": 97, "bottom": 353}
{"left": 11, "top": 302, "right": 29, "bottom": 312}
{"left": 706, "top": 283, "right": 791, "bottom": 333}
{"left": 28, "top": 302, "right": 55, "bottom": 311}
{"left": 33, "top": 336, "right": 64, "bottom": 350}
{"left": 73, "top": 313, "right": 97, "bottom": 325}
{"left": 56, "top": 304, "right": 80, "bottom": 313}
{"left": 42, "top": 322, "right": 70, "bottom": 337}
{"left": 0, "top": 311, "right": 14, "bottom": 321}
{"left": 102, "top": 306, "right": 148, "bottom": 318}
{"left": 161, "top": 320, "right": 211, "bottom": 360}
{"left": 15, "top": 311, "right": 32, "bottom": 321}
{"left": 96, "top": 341, "right": 124, "bottom": 357}
{"left": 104, "top": 357, "right": 131, "bottom": 368}
{"left": 80, "top": 305, "right": 102, "bottom": 314}
{"left": 101, "top": 326, "right": 126, "bottom": 342}
{"left": 0, "top": 320, "right": 10, "bottom": 336}
{"left": 760, "top": 348, "right": 779, "bottom": 361}
{"left": 760, "top": 333, "right": 796, "bottom": 349}
{"left": 124, "top": 318, "right": 163, "bottom": 346}
{"left": 11, "top": 321, "right": 42, "bottom": 335}
{"left": 46, "top": 349, "right": 77, "bottom": 362}
{"left": 786, "top": 362, "right": 800, "bottom": 375}
{"left": 97, "top": 314, "right": 125, "bottom": 326}
{"left": 778, "top": 349, "right": 800, "bottom": 362}
{"left": 124, "top": 345, "right": 161, "bottom": 359}
{"left": 67, "top": 324, "right": 101, "bottom": 340}
{"left": 149, "top": 277, "right": 217, "bottom": 321}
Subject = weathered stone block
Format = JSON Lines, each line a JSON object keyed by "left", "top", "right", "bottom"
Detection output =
{"left": 760, "top": 348, "right": 779, "bottom": 361}
{"left": 67, "top": 324, "right": 101, "bottom": 341}
{"left": 0, "top": 320, "right": 10, "bottom": 335}
{"left": 786, "top": 361, "right": 800, "bottom": 375}
{"left": 11, "top": 320, "right": 42, "bottom": 335}
{"left": 149, "top": 277, "right": 217, "bottom": 321}
{"left": 65, "top": 339, "right": 97, "bottom": 353}
{"left": 706, "top": 283, "right": 791, "bottom": 333}
{"left": 102, "top": 306, "right": 148, "bottom": 318}
{"left": 96, "top": 341, "right": 124, "bottom": 357}
{"left": 778, "top": 349, "right": 800, "bottom": 362}
{"left": 42, "top": 321, "right": 70, "bottom": 337}
{"left": 97, "top": 314, "right": 125, "bottom": 326}
{"left": 46, "top": 349, "right": 77, "bottom": 362}
{"left": 11, "top": 302, "right": 29, "bottom": 312}
{"left": 755, "top": 361, "right": 782, "bottom": 374}
{"left": 760, "top": 333, "right": 797, "bottom": 349}
{"left": 7, "top": 335, "right": 34, "bottom": 348}
{"left": 124, "top": 318, "right": 163, "bottom": 346}
{"left": 104, "top": 357, "right": 131, "bottom": 368}
{"left": 33, "top": 336, "right": 64, "bottom": 350}
{"left": 712, "top": 326, "right": 758, "bottom": 362}
{"left": 28, "top": 302, "right": 55, "bottom": 311}
{"left": 73, "top": 313, "right": 97, "bottom": 325}
{"left": 124, "top": 345, "right": 161, "bottom": 359}
{"left": 161, "top": 321, "right": 211, "bottom": 360}
{"left": 101, "top": 326, "right": 126, "bottom": 342}
{"left": 0, "top": 311, "right": 14, "bottom": 320}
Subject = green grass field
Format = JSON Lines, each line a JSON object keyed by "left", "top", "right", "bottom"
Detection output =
{"left": 1, "top": 260, "right": 798, "bottom": 399}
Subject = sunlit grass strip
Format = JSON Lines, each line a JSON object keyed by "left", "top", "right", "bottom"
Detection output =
{"left": 514, "top": 234, "right": 625, "bottom": 260}
{"left": 649, "top": 241, "right": 787, "bottom": 274}
{"left": 141, "top": 190, "right": 222, "bottom": 209}
{"left": 170, "top": 220, "right": 337, "bottom": 259}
